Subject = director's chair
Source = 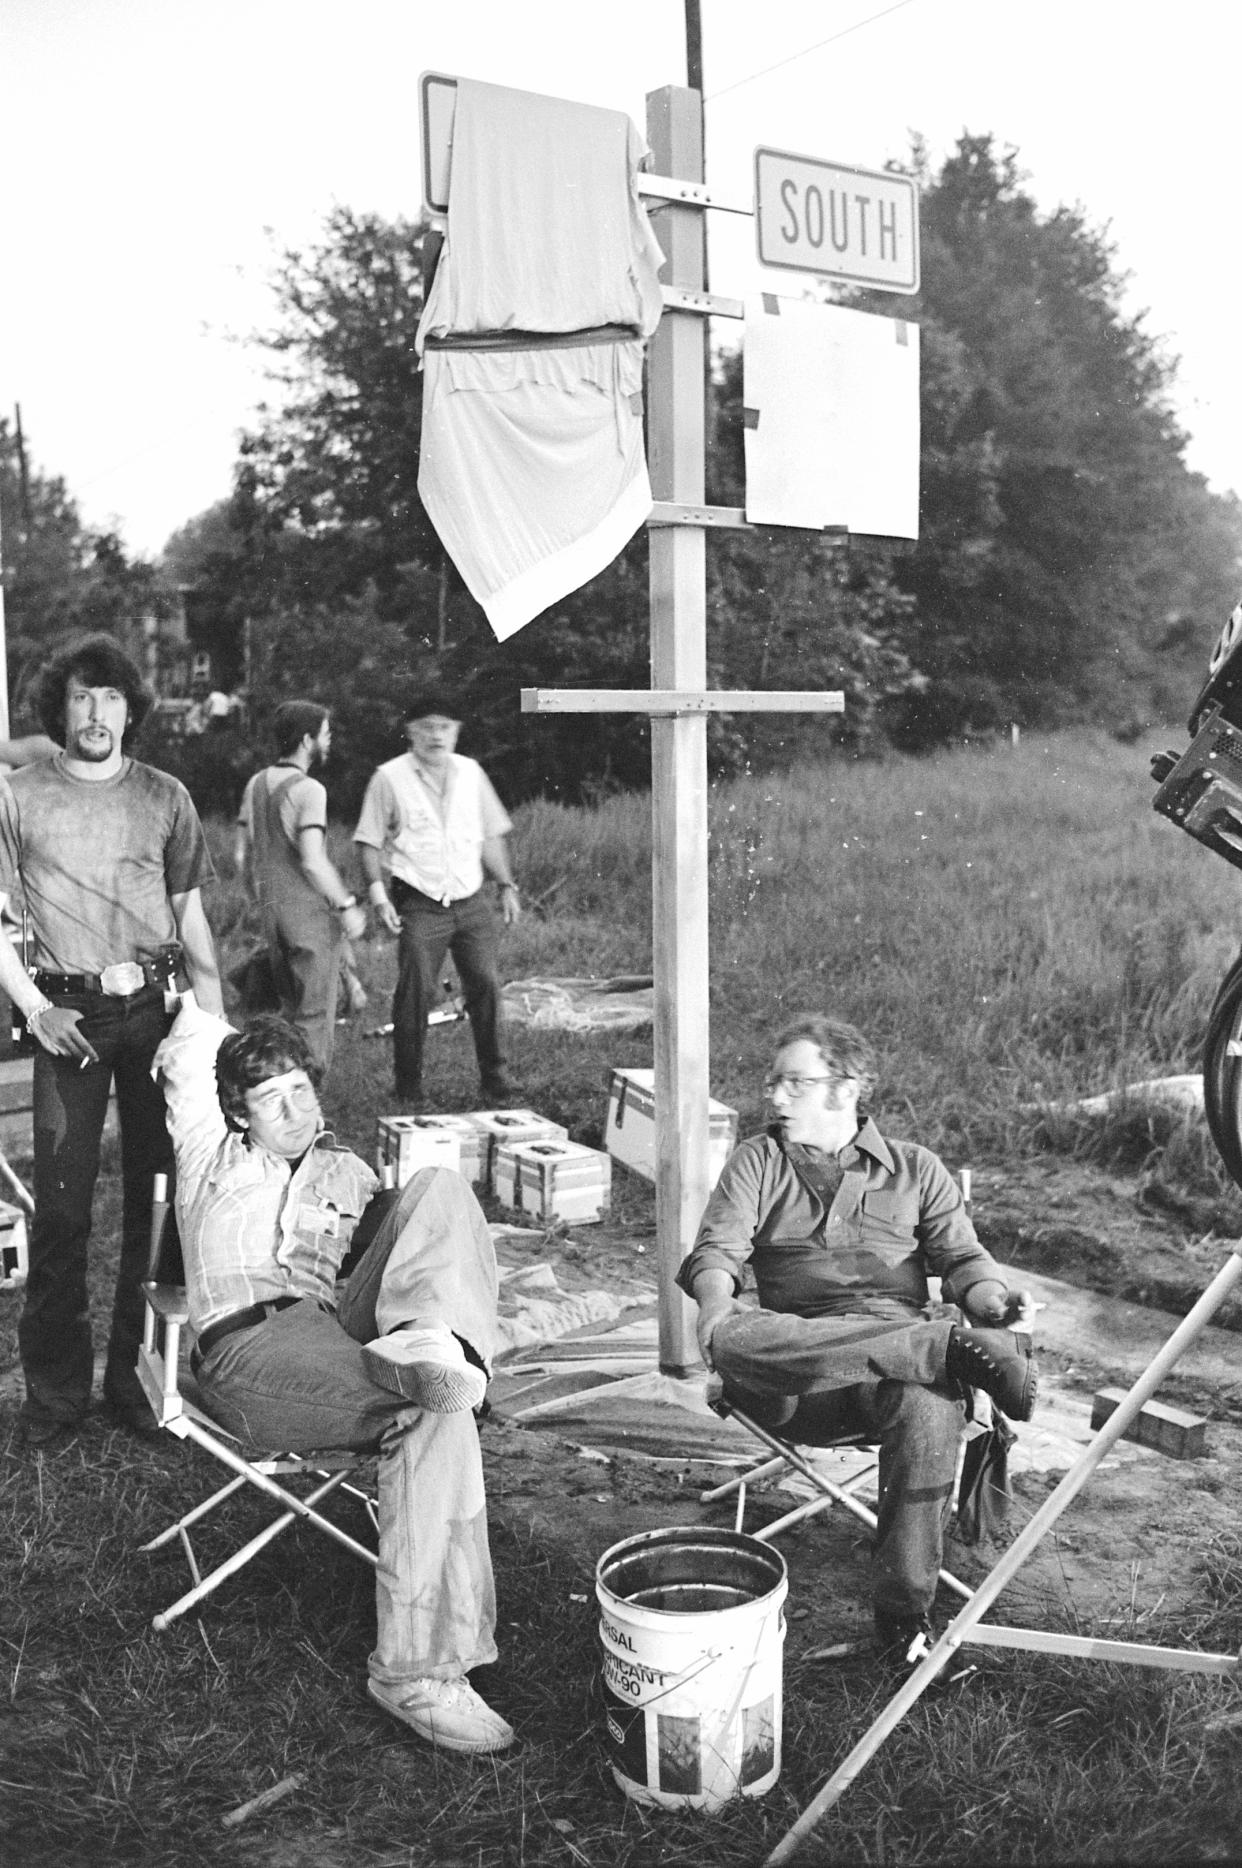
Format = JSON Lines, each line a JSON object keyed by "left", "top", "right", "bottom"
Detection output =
{"left": 136, "top": 1174, "right": 378, "bottom": 1630}
{"left": 698, "top": 1169, "right": 1005, "bottom": 1606}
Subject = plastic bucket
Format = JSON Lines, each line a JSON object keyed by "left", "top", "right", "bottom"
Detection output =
{"left": 595, "top": 1525, "right": 788, "bottom": 1810}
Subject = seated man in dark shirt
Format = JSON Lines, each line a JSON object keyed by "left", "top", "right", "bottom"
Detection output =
{"left": 679, "top": 1013, "right": 1038, "bottom": 1669}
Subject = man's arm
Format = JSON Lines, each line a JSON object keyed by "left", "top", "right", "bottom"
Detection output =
{"left": 481, "top": 833, "right": 521, "bottom": 927}
{"left": 357, "top": 842, "right": 402, "bottom": 935}
{"left": 0, "top": 734, "right": 58, "bottom": 768}
{"left": 916, "top": 1150, "right": 1036, "bottom": 1325}
{"left": 152, "top": 996, "right": 233, "bottom": 1184}
{"left": 170, "top": 889, "right": 224, "bottom": 1016}
{"left": 687, "top": 1267, "right": 741, "bottom": 1370}
{"left": 354, "top": 773, "right": 402, "bottom": 934}
{"left": 0, "top": 891, "right": 97, "bottom": 1060}
{"left": 233, "top": 820, "right": 254, "bottom": 896}
{"left": 296, "top": 827, "right": 368, "bottom": 940}
{"left": 676, "top": 1141, "right": 770, "bottom": 1368}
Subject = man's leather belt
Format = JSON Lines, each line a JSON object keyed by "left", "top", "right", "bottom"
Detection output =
{"left": 194, "top": 1296, "right": 301, "bottom": 1361}
{"left": 34, "top": 958, "right": 180, "bottom": 998}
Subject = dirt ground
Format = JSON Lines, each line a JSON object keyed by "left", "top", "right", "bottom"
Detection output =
{"left": 483, "top": 1152, "right": 1242, "bottom": 1664}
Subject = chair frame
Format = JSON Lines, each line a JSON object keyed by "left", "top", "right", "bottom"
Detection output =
{"left": 137, "top": 1176, "right": 378, "bottom": 1631}
{"left": 702, "top": 1167, "right": 985, "bottom": 1602}
{"left": 701, "top": 1396, "right": 974, "bottom": 1602}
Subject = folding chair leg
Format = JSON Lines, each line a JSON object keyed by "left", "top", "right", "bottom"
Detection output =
{"left": 701, "top": 1452, "right": 798, "bottom": 1506}
{"left": 730, "top": 1408, "right": 975, "bottom": 1603}
{"left": 139, "top": 1473, "right": 251, "bottom": 1554}
{"left": 753, "top": 1461, "right": 879, "bottom": 1543}
{"left": 150, "top": 1468, "right": 370, "bottom": 1630}
{"left": 174, "top": 1416, "right": 379, "bottom": 1566}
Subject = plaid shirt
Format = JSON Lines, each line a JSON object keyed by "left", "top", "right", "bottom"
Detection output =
{"left": 677, "top": 1119, "right": 1005, "bottom": 1321}
{"left": 154, "top": 1000, "right": 379, "bottom": 1332}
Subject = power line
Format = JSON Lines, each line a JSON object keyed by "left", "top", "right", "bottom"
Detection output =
{"left": 705, "top": 0, "right": 924, "bottom": 103}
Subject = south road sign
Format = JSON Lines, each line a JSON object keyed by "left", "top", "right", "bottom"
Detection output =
{"left": 754, "top": 147, "right": 919, "bottom": 294}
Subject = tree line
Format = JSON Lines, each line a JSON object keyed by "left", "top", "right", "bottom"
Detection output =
{"left": 3, "top": 133, "right": 1238, "bottom": 813}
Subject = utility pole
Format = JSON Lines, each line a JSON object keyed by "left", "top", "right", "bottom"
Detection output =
{"left": 684, "top": 0, "right": 703, "bottom": 90}
{"left": 13, "top": 405, "right": 31, "bottom": 538}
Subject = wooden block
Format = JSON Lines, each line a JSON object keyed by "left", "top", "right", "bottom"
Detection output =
{"left": 1090, "top": 1387, "right": 1208, "bottom": 1459}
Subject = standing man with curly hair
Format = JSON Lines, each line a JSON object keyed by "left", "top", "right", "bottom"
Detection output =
{"left": 0, "top": 633, "right": 222, "bottom": 1450}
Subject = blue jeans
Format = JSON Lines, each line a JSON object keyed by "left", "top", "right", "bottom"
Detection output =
{"left": 194, "top": 1167, "right": 500, "bottom": 1683}
{"left": 391, "top": 883, "right": 505, "bottom": 1094}
{"left": 20, "top": 986, "right": 174, "bottom": 1428}
{"left": 712, "top": 1307, "right": 965, "bottom": 1623}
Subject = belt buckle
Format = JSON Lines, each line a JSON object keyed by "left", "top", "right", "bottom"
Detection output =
{"left": 100, "top": 961, "right": 146, "bottom": 996}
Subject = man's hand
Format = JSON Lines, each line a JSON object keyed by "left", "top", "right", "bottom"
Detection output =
{"left": 499, "top": 885, "right": 521, "bottom": 928}
{"left": 373, "top": 898, "right": 402, "bottom": 937}
{"left": 696, "top": 1301, "right": 736, "bottom": 1370}
{"left": 341, "top": 902, "right": 369, "bottom": 943}
{"left": 970, "top": 1283, "right": 1041, "bottom": 1329}
{"left": 30, "top": 1005, "right": 98, "bottom": 1065}
{"left": 1000, "top": 1288, "right": 1042, "bottom": 1328}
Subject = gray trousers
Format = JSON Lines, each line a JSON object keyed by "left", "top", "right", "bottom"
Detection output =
{"left": 195, "top": 1167, "right": 499, "bottom": 1683}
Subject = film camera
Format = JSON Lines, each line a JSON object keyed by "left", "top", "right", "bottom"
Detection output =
{"left": 1151, "top": 598, "right": 1242, "bottom": 870}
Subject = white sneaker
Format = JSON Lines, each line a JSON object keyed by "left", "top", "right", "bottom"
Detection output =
{"left": 368, "top": 1674, "right": 515, "bottom": 1753}
{"left": 362, "top": 1321, "right": 487, "bottom": 1413}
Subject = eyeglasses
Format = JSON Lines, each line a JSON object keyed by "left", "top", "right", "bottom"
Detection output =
{"left": 762, "top": 1074, "right": 835, "bottom": 1099}
{"left": 248, "top": 1080, "right": 319, "bottom": 1116}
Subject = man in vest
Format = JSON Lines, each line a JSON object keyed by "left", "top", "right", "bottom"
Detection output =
{"left": 354, "top": 694, "right": 520, "bottom": 1108}
{"left": 236, "top": 701, "right": 368, "bottom": 1071}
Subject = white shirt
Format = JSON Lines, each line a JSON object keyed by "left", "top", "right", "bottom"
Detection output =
{"left": 352, "top": 752, "right": 511, "bottom": 904}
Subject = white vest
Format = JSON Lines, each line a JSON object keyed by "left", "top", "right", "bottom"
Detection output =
{"left": 376, "top": 753, "right": 490, "bottom": 902}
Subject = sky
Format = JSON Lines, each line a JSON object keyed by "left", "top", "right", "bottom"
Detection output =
{"left": 2, "top": 0, "right": 1238, "bottom": 560}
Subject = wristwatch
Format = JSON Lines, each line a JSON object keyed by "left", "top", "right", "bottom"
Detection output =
{"left": 337, "top": 895, "right": 358, "bottom": 913}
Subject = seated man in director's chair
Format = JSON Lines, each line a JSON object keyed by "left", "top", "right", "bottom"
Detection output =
{"left": 148, "top": 995, "right": 514, "bottom": 1755}
{"left": 680, "top": 1013, "right": 1040, "bottom": 1672}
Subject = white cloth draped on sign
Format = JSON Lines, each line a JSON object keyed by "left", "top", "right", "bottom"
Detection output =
{"left": 417, "top": 79, "right": 666, "bottom": 641}
{"left": 742, "top": 294, "right": 920, "bottom": 540}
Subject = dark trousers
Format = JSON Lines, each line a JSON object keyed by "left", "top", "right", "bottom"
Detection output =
{"left": 391, "top": 883, "right": 504, "bottom": 1094}
{"left": 712, "top": 1306, "right": 964, "bottom": 1623}
{"left": 19, "top": 987, "right": 174, "bottom": 1427}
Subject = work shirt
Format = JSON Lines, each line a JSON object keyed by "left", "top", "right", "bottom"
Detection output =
{"left": 154, "top": 1000, "right": 378, "bottom": 1332}
{"left": 0, "top": 756, "right": 214, "bottom": 973}
{"left": 353, "top": 752, "right": 511, "bottom": 904}
{"left": 677, "top": 1120, "right": 1006, "bottom": 1322}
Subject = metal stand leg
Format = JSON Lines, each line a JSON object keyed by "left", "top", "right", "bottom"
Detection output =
{"left": 765, "top": 1248, "right": 1242, "bottom": 1866}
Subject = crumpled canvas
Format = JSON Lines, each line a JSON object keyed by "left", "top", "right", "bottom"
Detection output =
{"left": 955, "top": 1410, "right": 1017, "bottom": 1544}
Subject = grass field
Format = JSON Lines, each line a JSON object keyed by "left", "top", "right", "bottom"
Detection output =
{"left": 4, "top": 726, "right": 1242, "bottom": 1866}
